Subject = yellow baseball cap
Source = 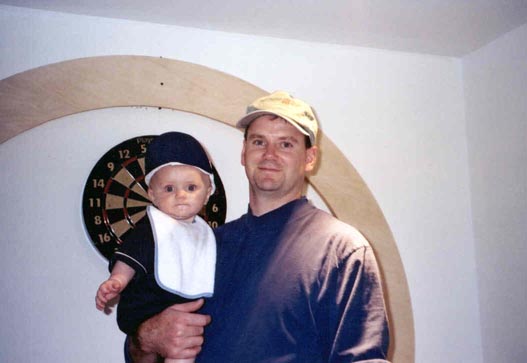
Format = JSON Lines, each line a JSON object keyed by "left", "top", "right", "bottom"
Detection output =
{"left": 236, "top": 91, "right": 319, "bottom": 146}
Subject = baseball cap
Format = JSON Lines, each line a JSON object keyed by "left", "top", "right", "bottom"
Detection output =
{"left": 236, "top": 91, "right": 319, "bottom": 146}
{"left": 144, "top": 131, "right": 216, "bottom": 194}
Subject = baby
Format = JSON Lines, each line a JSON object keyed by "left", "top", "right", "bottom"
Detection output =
{"left": 96, "top": 132, "right": 216, "bottom": 363}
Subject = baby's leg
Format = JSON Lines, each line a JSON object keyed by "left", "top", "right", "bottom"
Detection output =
{"left": 165, "top": 358, "right": 194, "bottom": 363}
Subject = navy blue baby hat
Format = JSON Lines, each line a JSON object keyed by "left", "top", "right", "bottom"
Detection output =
{"left": 144, "top": 131, "right": 215, "bottom": 193}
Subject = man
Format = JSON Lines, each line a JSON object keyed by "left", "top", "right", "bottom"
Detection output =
{"left": 128, "top": 91, "right": 391, "bottom": 362}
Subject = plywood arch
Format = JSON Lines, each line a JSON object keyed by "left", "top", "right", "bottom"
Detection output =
{"left": 0, "top": 55, "right": 414, "bottom": 362}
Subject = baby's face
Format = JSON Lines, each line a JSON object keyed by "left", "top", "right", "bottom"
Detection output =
{"left": 147, "top": 165, "right": 212, "bottom": 223}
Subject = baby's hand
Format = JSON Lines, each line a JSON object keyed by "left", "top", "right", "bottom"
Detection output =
{"left": 95, "top": 278, "right": 123, "bottom": 312}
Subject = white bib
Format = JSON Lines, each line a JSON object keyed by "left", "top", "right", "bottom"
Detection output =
{"left": 147, "top": 206, "right": 216, "bottom": 298}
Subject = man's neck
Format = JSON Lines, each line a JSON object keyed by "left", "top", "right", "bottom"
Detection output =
{"left": 249, "top": 191, "right": 302, "bottom": 217}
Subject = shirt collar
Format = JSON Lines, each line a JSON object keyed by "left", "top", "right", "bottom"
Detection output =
{"left": 245, "top": 197, "right": 308, "bottom": 230}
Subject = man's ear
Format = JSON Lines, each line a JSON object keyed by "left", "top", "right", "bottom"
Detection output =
{"left": 305, "top": 145, "right": 318, "bottom": 172}
{"left": 241, "top": 141, "right": 247, "bottom": 166}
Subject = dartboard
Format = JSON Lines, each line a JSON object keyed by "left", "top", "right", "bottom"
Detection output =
{"left": 82, "top": 135, "right": 227, "bottom": 260}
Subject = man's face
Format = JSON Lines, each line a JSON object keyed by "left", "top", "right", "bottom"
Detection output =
{"left": 241, "top": 115, "right": 317, "bottom": 201}
{"left": 147, "top": 165, "right": 212, "bottom": 223}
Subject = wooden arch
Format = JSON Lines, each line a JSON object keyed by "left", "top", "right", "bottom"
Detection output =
{"left": 0, "top": 56, "right": 414, "bottom": 362}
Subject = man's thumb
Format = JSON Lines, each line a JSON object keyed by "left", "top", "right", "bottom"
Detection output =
{"left": 170, "top": 298, "right": 205, "bottom": 313}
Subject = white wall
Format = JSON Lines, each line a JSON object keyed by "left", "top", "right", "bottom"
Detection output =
{"left": 0, "top": 5, "right": 485, "bottom": 362}
{"left": 463, "top": 24, "right": 527, "bottom": 363}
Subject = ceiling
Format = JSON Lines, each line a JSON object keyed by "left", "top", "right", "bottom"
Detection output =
{"left": 2, "top": 0, "right": 527, "bottom": 57}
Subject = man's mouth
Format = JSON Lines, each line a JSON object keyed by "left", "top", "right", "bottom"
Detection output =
{"left": 258, "top": 162, "right": 281, "bottom": 172}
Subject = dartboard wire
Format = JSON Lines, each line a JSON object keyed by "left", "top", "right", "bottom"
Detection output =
{"left": 101, "top": 178, "right": 125, "bottom": 244}
{"left": 121, "top": 156, "right": 139, "bottom": 168}
{"left": 102, "top": 156, "right": 142, "bottom": 245}
{"left": 123, "top": 177, "right": 151, "bottom": 228}
{"left": 111, "top": 158, "right": 150, "bottom": 243}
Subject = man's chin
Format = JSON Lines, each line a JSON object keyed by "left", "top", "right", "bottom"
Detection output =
{"left": 254, "top": 180, "right": 281, "bottom": 192}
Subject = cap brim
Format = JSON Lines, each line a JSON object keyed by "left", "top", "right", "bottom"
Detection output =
{"left": 236, "top": 110, "right": 274, "bottom": 129}
{"left": 236, "top": 110, "right": 313, "bottom": 144}
{"left": 145, "top": 162, "right": 216, "bottom": 195}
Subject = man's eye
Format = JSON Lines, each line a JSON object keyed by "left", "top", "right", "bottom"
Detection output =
{"left": 252, "top": 139, "right": 264, "bottom": 146}
{"left": 281, "top": 141, "right": 293, "bottom": 149}
{"left": 165, "top": 186, "right": 174, "bottom": 192}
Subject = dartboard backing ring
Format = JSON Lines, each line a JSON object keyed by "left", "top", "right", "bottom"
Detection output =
{"left": 82, "top": 134, "right": 227, "bottom": 260}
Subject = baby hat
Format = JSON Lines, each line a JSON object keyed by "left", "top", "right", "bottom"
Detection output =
{"left": 144, "top": 132, "right": 216, "bottom": 194}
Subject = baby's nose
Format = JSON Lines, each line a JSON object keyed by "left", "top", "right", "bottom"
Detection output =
{"left": 175, "top": 189, "right": 187, "bottom": 198}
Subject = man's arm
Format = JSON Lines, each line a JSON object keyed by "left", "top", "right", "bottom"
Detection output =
{"left": 319, "top": 245, "right": 391, "bottom": 362}
{"left": 127, "top": 299, "right": 211, "bottom": 362}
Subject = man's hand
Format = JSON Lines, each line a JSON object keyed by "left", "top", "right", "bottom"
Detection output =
{"left": 130, "top": 299, "right": 211, "bottom": 362}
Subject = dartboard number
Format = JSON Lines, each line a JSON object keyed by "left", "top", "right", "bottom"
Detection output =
{"left": 93, "top": 179, "right": 105, "bottom": 188}
{"left": 82, "top": 135, "right": 227, "bottom": 261}
{"left": 88, "top": 198, "right": 102, "bottom": 208}
{"left": 118, "top": 149, "right": 131, "bottom": 159}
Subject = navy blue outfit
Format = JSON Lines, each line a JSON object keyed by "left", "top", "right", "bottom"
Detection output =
{"left": 198, "top": 197, "right": 390, "bottom": 363}
{"left": 111, "top": 217, "right": 191, "bottom": 335}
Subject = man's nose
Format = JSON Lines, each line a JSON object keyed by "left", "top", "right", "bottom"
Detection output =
{"left": 263, "top": 143, "right": 277, "bottom": 158}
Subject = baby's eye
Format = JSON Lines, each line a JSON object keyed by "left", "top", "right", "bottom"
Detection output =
{"left": 187, "top": 184, "right": 198, "bottom": 192}
{"left": 164, "top": 185, "right": 174, "bottom": 192}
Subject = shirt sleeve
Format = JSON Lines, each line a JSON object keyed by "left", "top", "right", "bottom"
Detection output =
{"left": 109, "top": 220, "right": 153, "bottom": 276}
{"left": 317, "top": 244, "right": 391, "bottom": 363}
